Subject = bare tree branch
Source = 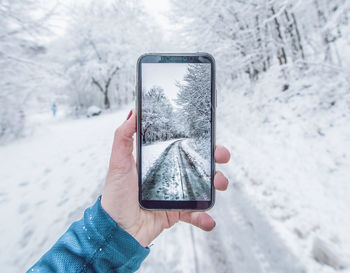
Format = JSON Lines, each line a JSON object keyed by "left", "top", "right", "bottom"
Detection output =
{"left": 91, "top": 77, "right": 104, "bottom": 94}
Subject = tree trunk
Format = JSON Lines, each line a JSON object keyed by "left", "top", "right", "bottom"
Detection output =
{"left": 104, "top": 91, "right": 110, "bottom": 109}
{"left": 271, "top": 6, "right": 288, "bottom": 66}
{"left": 284, "top": 10, "right": 298, "bottom": 61}
{"left": 291, "top": 12, "right": 306, "bottom": 61}
{"left": 314, "top": 0, "right": 333, "bottom": 63}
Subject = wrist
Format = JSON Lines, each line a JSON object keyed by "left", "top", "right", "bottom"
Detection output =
{"left": 124, "top": 225, "right": 151, "bottom": 248}
{"left": 100, "top": 195, "right": 151, "bottom": 248}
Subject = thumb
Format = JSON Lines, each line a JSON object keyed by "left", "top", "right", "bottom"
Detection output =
{"left": 109, "top": 109, "right": 136, "bottom": 171}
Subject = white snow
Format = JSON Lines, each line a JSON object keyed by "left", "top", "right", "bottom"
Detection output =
{"left": 142, "top": 139, "right": 178, "bottom": 179}
{"left": 86, "top": 105, "right": 102, "bottom": 117}
{"left": 181, "top": 138, "right": 211, "bottom": 178}
{"left": 142, "top": 139, "right": 210, "bottom": 200}
{"left": 312, "top": 237, "right": 348, "bottom": 270}
{"left": 2, "top": 0, "right": 350, "bottom": 272}
{"left": 216, "top": 68, "right": 350, "bottom": 273}
{"left": 0, "top": 85, "right": 349, "bottom": 272}
{"left": 0, "top": 107, "right": 130, "bottom": 272}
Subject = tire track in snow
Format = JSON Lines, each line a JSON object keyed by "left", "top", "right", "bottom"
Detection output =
{"left": 177, "top": 142, "right": 196, "bottom": 200}
{"left": 211, "top": 163, "right": 306, "bottom": 273}
{"left": 178, "top": 141, "right": 210, "bottom": 199}
{"left": 142, "top": 140, "right": 182, "bottom": 200}
{"left": 214, "top": 122, "right": 306, "bottom": 273}
{"left": 142, "top": 139, "right": 209, "bottom": 200}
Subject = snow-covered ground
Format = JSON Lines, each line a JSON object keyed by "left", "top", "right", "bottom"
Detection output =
{"left": 0, "top": 72, "right": 349, "bottom": 272}
{"left": 216, "top": 67, "right": 350, "bottom": 272}
{"left": 182, "top": 138, "right": 211, "bottom": 178}
{"left": 142, "top": 139, "right": 178, "bottom": 179}
{"left": 0, "top": 108, "right": 130, "bottom": 272}
{"left": 142, "top": 139, "right": 210, "bottom": 200}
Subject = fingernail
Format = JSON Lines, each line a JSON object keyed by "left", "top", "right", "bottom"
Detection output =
{"left": 126, "top": 110, "right": 133, "bottom": 120}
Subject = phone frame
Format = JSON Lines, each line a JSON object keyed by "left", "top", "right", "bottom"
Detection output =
{"left": 136, "top": 53, "right": 216, "bottom": 211}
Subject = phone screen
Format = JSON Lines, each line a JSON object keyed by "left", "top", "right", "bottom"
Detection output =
{"left": 138, "top": 54, "right": 215, "bottom": 209}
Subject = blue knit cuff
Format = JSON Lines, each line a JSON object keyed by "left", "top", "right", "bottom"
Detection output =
{"left": 83, "top": 196, "right": 150, "bottom": 271}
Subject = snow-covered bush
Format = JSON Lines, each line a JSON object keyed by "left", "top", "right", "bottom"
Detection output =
{"left": 86, "top": 106, "right": 102, "bottom": 117}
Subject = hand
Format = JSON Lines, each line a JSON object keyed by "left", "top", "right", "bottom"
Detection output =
{"left": 101, "top": 110, "right": 231, "bottom": 247}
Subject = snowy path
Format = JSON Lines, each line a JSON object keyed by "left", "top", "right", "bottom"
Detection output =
{"left": 140, "top": 136, "right": 305, "bottom": 272}
{"left": 142, "top": 139, "right": 179, "bottom": 179}
{"left": 142, "top": 139, "right": 210, "bottom": 201}
{"left": 140, "top": 165, "right": 305, "bottom": 273}
{"left": 0, "top": 109, "right": 129, "bottom": 272}
{"left": 0, "top": 108, "right": 319, "bottom": 272}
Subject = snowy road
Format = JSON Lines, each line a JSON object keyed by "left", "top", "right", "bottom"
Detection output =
{"left": 140, "top": 164, "right": 305, "bottom": 273}
{"left": 0, "top": 108, "right": 343, "bottom": 273}
{"left": 142, "top": 139, "right": 210, "bottom": 201}
{"left": 0, "top": 110, "right": 127, "bottom": 272}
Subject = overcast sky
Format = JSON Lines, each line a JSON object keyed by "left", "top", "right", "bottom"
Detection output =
{"left": 142, "top": 63, "right": 188, "bottom": 104}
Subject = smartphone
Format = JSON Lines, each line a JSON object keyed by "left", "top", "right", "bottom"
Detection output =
{"left": 136, "top": 53, "right": 216, "bottom": 210}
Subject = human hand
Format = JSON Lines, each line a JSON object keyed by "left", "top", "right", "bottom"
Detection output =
{"left": 101, "top": 110, "right": 230, "bottom": 247}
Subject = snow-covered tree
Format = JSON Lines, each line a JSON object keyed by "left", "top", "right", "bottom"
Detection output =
{"left": 142, "top": 86, "right": 177, "bottom": 144}
{"left": 0, "top": 0, "right": 54, "bottom": 141}
{"left": 171, "top": 0, "right": 350, "bottom": 86}
{"left": 56, "top": 0, "right": 163, "bottom": 112}
{"left": 176, "top": 64, "right": 211, "bottom": 138}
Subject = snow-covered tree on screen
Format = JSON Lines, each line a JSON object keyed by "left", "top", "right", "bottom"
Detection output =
{"left": 176, "top": 64, "right": 211, "bottom": 138}
{"left": 142, "top": 86, "right": 176, "bottom": 144}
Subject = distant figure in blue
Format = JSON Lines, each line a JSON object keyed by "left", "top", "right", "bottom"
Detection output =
{"left": 51, "top": 103, "right": 56, "bottom": 117}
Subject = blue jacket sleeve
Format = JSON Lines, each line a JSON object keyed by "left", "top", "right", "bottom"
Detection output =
{"left": 28, "top": 197, "right": 150, "bottom": 273}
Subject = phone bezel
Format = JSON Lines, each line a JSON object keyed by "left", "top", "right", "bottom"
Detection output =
{"left": 136, "top": 53, "right": 216, "bottom": 211}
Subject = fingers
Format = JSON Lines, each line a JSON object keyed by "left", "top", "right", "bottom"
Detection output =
{"left": 214, "top": 171, "right": 228, "bottom": 190}
{"left": 180, "top": 211, "right": 216, "bottom": 231}
{"left": 215, "top": 145, "right": 230, "bottom": 163}
{"left": 109, "top": 110, "right": 136, "bottom": 170}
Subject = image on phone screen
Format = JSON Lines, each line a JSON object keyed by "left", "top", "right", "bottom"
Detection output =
{"left": 141, "top": 62, "right": 212, "bottom": 201}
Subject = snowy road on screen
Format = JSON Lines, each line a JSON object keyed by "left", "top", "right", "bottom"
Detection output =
{"left": 142, "top": 139, "right": 210, "bottom": 201}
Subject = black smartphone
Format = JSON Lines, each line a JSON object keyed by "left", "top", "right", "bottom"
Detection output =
{"left": 136, "top": 53, "right": 216, "bottom": 210}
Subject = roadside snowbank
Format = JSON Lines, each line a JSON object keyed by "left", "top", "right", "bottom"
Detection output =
{"left": 141, "top": 139, "right": 179, "bottom": 179}
{"left": 218, "top": 66, "right": 350, "bottom": 272}
{"left": 181, "top": 138, "right": 211, "bottom": 178}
